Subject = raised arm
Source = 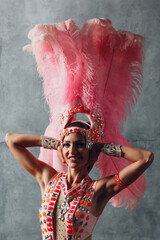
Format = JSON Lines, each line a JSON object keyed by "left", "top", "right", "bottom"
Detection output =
{"left": 5, "top": 133, "right": 57, "bottom": 189}
{"left": 91, "top": 145, "right": 154, "bottom": 216}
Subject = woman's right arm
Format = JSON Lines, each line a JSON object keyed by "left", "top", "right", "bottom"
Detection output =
{"left": 5, "top": 133, "right": 57, "bottom": 188}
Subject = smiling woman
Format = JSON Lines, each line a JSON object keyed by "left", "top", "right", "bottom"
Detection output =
{"left": 5, "top": 18, "right": 154, "bottom": 240}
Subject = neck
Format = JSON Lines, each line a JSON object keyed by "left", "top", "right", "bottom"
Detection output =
{"left": 67, "top": 167, "right": 89, "bottom": 188}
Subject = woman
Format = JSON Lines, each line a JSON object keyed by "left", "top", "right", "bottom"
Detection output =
{"left": 5, "top": 119, "right": 153, "bottom": 240}
{"left": 6, "top": 18, "right": 154, "bottom": 240}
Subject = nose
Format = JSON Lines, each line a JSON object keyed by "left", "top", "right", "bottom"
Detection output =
{"left": 70, "top": 143, "right": 78, "bottom": 155}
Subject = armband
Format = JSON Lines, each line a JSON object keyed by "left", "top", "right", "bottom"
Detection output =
{"left": 114, "top": 173, "right": 127, "bottom": 189}
{"left": 101, "top": 143, "right": 122, "bottom": 157}
{"left": 41, "top": 135, "right": 60, "bottom": 150}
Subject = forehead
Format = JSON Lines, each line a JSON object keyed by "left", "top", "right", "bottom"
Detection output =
{"left": 63, "top": 133, "right": 85, "bottom": 142}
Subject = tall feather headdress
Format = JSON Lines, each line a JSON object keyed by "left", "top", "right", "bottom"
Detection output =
{"left": 23, "top": 18, "right": 145, "bottom": 209}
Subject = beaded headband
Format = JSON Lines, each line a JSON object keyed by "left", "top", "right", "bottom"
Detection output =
{"left": 63, "top": 127, "right": 87, "bottom": 137}
{"left": 60, "top": 103, "right": 104, "bottom": 148}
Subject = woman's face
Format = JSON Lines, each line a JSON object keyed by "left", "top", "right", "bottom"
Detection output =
{"left": 62, "top": 133, "right": 90, "bottom": 170}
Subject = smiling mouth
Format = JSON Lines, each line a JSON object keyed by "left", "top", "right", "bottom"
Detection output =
{"left": 68, "top": 156, "right": 80, "bottom": 162}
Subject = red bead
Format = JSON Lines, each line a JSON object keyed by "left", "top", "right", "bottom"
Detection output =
{"left": 79, "top": 229, "right": 84, "bottom": 233}
{"left": 47, "top": 227, "right": 53, "bottom": 232}
{"left": 67, "top": 224, "right": 72, "bottom": 229}
{"left": 47, "top": 222, "right": 52, "bottom": 227}
{"left": 86, "top": 216, "right": 90, "bottom": 221}
{"left": 74, "top": 128, "right": 78, "bottom": 133}
{"left": 68, "top": 210, "right": 73, "bottom": 213}
{"left": 67, "top": 219, "right": 72, "bottom": 223}
{"left": 51, "top": 197, "right": 56, "bottom": 201}
{"left": 78, "top": 107, "right": 82, "bottom": 112}
{"left": 47, "top": 217, "right": 52, "bottom": 222}
{"left": 81, "top": 214, "right": 85, "bottom": 219}
{"left": 55, "top": 189, "right": 59, "bottom": 193}
{"left": 67, "top": 229, "right": 73, "bottom": 234}
{"left": 49, "top": 202, "right": 54, "bottom": 206}
{"left": 48, "top": 207, "right": 53, "bottom": 211}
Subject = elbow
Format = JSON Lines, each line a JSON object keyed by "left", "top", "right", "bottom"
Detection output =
{"left": 5, "top": 133, "right": 14, "bottom": 145}
{"left": 144, "top": 151, "right": 154, "bottom": 166}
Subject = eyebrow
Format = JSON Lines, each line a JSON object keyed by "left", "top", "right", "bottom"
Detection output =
{"left": 63, "top": 140, "right": 85, "bottom": 143}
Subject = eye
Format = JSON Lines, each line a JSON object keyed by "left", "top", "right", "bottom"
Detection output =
{"left": 76, "top": 142, "right": 85, "bottom": 148}
{"left": 63, "top": 143, "right": 70, "bottom": 148}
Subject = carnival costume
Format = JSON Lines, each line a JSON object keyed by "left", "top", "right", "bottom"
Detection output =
{"left": 23, "top": 18, "right": 145, "bottom": 239}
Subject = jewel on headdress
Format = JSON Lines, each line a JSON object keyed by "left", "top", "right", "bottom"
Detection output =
{"left": 74, "top": 128, "right": 78, "bottom": 133}
{"left": 81, "top": 129, "right": 86, "bottom": 136}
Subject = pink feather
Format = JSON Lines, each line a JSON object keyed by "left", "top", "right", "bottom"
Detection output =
{"left": 23, "top": 18, "right": 145, "bottom": 209}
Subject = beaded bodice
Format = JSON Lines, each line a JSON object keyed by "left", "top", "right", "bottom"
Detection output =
{"left": 39, "top": 173, "right": 98, "bottom": 240}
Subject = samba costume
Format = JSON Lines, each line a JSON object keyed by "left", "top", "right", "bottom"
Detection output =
{"left": 39, "top": 173, "right": 98, "bottom": 240}
{"left": 23, "top": 18, "right": 145, "bottom": 239}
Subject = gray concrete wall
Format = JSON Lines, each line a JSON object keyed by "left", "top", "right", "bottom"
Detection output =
{"left": 0, "top": 0, "right": 159, "bottom": 239}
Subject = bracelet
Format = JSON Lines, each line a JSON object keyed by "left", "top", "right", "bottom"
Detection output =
{"left": 101, "top": 143, "right": 122, "bottom": 157}
{"left": 114, "top": 173, "right": 127, "bottom": 189}
{"left": 41, "top": 135, "right": 60, "bottom": 150}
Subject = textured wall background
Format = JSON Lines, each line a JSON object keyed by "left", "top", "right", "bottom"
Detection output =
{"left": 0, "top": 0, "right": 159, "bottom": 239}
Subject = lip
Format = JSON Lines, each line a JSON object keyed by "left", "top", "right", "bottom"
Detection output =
{"left": 68, "top": 156, "right": 80, "bottom": 162}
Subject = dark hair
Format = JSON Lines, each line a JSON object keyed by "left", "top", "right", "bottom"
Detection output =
{"left": 66, "top": 121, "right": 90, "bottom": 130}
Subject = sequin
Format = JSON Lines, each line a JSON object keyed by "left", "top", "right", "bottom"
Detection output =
{"left": 86, "top": 192, "right": 91, "bottom": 197}
{"left": 83, "top": 201, "right": 88, "bottom": 206}
{"left": 79, "top": 229, "right": 84, "bottom": 233}
{"left": 81, "top": 214, "right": 85, "bottom": 219}
{"left": 43, "top": 212, "right": 46, "bottom": 217}
{"left": 75, "top": 211, "right": 80, "bottom": 216}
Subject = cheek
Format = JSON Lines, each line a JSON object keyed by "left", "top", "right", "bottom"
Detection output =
{"left": 82, "top": 150, "right": 89, "bottom": 161}
{"left": 62, "top": 148, "right": 68, "bottom": 158}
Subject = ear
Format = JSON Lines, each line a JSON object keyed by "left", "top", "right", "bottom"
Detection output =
{"left": 57, "top": 144, "right": 66, "bottom": 163}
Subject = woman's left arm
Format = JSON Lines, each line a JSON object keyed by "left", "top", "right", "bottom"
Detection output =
{"left": 98, "top": 145, "right": 154, "bottom": 197}
{"left": 117, "top": 146, "right": 154, "bottom": 186}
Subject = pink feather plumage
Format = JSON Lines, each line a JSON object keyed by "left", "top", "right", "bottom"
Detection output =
{"left": 23, "top": 18, "right": 145, "bottom": 209}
